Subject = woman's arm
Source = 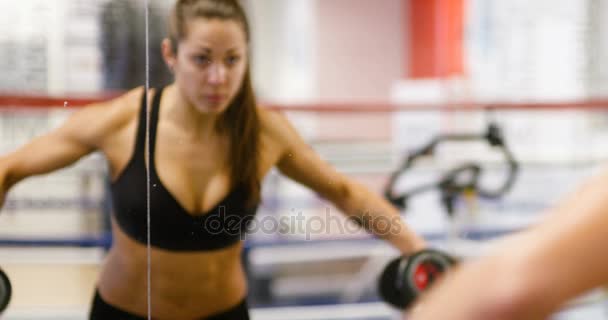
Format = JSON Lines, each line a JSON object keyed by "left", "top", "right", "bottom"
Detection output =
{"left": 0, "top": 88, "right": 141, "bottom": 206}
{"left": 263, "top": 110, "right": 426, "bottom": 254}
{"left": 408, "top": 168, "right": 608, "bottom": 319}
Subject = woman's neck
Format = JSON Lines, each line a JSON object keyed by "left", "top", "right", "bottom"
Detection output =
{"left": 163, "top": 85, "right": 221, "bottom": 141}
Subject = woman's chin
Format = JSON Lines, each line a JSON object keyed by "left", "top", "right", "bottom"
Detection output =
{"left": 196, "top": 103, "right": 228, "bottom": 114}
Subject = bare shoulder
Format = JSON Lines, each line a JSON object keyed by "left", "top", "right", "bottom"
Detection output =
{"left": 257, "top": 106, "right": 299, "bottom": 147}
{"left": 85, "top": 86, "right": 144, "bottom": 128}
{"left": 70, "top": 86, "right": 146, "bottom": 148}
{"left": 256, "top": 106, "right": 305, "bottom": 171}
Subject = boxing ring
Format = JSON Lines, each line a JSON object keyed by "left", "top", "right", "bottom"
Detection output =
{"left": 1, "top": 94, "right": 608, "bottom": 319}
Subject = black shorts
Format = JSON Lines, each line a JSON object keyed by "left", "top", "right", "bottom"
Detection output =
{"left": 89, "top": 289, "right": 250, "bottom": 320}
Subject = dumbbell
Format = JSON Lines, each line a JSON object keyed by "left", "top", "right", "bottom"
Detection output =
{"left": 0, "top": 267, "right": 11, "bottom": 314}
{"left": 378, "top": 249, "right": 456, "bottom": 309}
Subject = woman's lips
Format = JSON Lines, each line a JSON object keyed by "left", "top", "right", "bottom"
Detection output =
{"left": 205, "top": 94, "right": 225, "bottom": 103}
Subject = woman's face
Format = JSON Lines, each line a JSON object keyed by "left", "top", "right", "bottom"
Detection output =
{"left": 171, "top": 18, "right": 248, "bottom": 114}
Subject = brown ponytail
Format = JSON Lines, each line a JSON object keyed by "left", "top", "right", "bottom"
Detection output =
{"left": 169, "top": 0, "right": 260, "bottom": 207}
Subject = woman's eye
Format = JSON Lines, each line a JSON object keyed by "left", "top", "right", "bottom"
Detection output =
{"left": 226, "top": 56, "right": 240, "bottom": 66}
{"left": 194, "top": 55, "right": 211, "bottom": 65}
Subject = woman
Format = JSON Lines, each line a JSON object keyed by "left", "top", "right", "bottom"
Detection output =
{"left": 0, "top": 0, "right": 426, "bottom": 319}
{"left": 408, "top": 168, "right": 608, "bottom": 320}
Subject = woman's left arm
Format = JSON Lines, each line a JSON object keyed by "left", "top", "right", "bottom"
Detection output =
{"left": 264, "top": 110, "right": 426, "bottom": 254}
{"left": 407, "top": 168, "right": 608, "bottom": 320}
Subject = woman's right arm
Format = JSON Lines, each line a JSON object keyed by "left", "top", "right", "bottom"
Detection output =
{"left": 0, "top": 88, "right": 140, "bottom": 207}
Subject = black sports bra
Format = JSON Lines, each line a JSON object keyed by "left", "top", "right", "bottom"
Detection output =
{"left": 110, "top": 87, "right": 258, "bottom": 251}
